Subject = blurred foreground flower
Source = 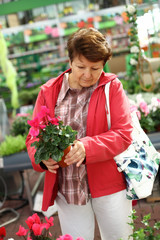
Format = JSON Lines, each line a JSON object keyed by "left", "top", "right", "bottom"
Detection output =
{"left": 0, "top": 214, "right": 84, "bottom": 240}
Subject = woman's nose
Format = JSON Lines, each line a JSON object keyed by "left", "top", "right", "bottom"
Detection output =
{"left": 84, "top": 69, "right": 91, "bottom": 78}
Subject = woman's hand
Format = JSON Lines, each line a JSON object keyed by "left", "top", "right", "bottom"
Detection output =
{"left": 42, "top": 158, "right": 59, "bottom": 174}
{"left": 64, "top": 140, "right": 86, "bottom": 167}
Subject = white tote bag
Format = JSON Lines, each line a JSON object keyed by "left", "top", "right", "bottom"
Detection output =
{"left": 105, "top": 82, "right": 160, "bottom": 200}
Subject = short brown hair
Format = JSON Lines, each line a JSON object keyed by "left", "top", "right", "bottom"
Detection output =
{"left": 67, "top": 28, "right": 112, "bottom": 65}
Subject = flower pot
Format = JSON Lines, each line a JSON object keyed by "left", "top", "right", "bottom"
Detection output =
{"left": 58, "top": 145, "right": 71, "bottom": 168}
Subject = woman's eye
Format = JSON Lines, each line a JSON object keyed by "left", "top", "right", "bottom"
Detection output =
{"left": 78, "top": 66, "right": 84, "bottom": 69}
{"left": 92, "top": 68, "right": 98, "bottom": 71}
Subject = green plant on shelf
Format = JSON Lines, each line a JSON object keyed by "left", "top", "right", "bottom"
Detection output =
{"left": 129, "top": 93, "right": 160, "bottom": 133}
{"left": 0, "top": 113, "right": 31, "bottom": 156}
{"left": 0, "top": 135, "right": 26, "bottom": 156}
{"left": 11, "top": 113, "right": 31, "bottom": 137}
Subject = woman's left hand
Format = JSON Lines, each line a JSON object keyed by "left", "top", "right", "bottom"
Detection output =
{"left": 64, "top": 140, "right": 86, "bottom": 167}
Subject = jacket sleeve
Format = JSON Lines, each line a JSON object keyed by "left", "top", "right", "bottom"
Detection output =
{"left": 80, "top": 79, "right": 133, "bottom": 164}
{"left": 26, "top": 89, "right": 47, "bottom": 172}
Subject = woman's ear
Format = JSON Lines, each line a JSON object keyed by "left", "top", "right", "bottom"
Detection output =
{"left": 69, "top": 60, "right": 72, "bottom": 69}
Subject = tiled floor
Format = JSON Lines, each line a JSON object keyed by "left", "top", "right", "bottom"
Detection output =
{"left": 1, "top": 169, "right": 160, "bottom": 239}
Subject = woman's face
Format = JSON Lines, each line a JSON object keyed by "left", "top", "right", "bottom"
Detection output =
{"left": 69, "top": 55, "right": 104, "bottom": 89}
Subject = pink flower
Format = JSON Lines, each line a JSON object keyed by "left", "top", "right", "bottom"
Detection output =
{"left": 136, "top": 110, "right": 141, "bottom": 120}
{"left": 16, "top": 113, "right": 30, "bottom": 117}
{"left": 157, "top": 98, "right": 160, "bottom": 103}
{"left": 57, "top": 234, "right": 73, "bottom": 240}
{"left": 45, "top": 26, "right": 53, "bottom": 35}
{"left": 32, "top": 223, "right": 45, "bottom": 236}
{"left": 130, "top": 105, "right": 141, "bottom": 120}
{"left": 76, "top": 238, "right": 85, "bottom": 240}
{"left": 16, "top": 225, "right": 28, "bottom": 236}
{"left": 27, "top": 237, "right": 32, "bottom": 240}
{"left": 48, "top": 116, "right": 59, "bottom": 125}
{"left": 28, "top": 117, "right": 46, "bottom": 137}
{"left": 139, "top": 101, "right": 149, "bottom": 116}
{"left": 130, "top": 105, "right": 138, "bottom": 112}
{"left": 45, "top": 216, "right": 54, "bottom": 228}
{"left": 27, "top": 117, "right": 40, "bottom": 128}
{"left": 26, "top": 213, "right": 41, "bottom": 229}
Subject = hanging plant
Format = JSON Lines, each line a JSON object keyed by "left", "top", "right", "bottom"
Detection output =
{"left": 123, "top": 4, "right": 142, "bottom": 94}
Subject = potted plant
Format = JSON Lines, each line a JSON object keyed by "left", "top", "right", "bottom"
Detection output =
{"left": 0, "top": 113, "right": 32, "bottom": 171}
{"left": 10, "top": 113, "right": 31, "bottom": 137}
{"left": 27, "top": 106, "right": 77, "bottom": 167}
{"left": 130, "top": 94, "right": 160, "bottom": 133}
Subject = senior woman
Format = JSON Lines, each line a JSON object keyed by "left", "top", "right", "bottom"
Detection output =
{"left": 26, "top": 28, "right": 133, "bottom": 240}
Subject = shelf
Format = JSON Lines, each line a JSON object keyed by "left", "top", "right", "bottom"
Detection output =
{"left": 112, "top": 47, "right": 129, "bottom": 54}
{"left": 17, "top": 56, "right": 68, "bottom": 70}
{"left": 8, "top": 46, "right": 59, "bottom": 59}
{"left": 112, "top": 33, "right": 128, "bottom": 40}
{"left": 1, "top": 5, "right": 131, "bottom": 75}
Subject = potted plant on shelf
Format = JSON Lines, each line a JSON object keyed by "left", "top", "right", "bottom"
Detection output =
{"left": 0, "top": 113, "right": 31, "bottom": 157}
{"left": 27, "top": 106, "right": 77, "bottom": 167}
{"left": 129, "top": 94, "right": 160, "bottom": 133}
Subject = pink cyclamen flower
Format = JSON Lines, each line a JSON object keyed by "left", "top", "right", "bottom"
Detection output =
{"left": 76, "top": 238, "right": 85, "bottom": 240}
{"left": 27, "top": 237, "right": 32, "bottom": 240}
{"left": 57, "top": 234, "right": 73, "bottom": 240}
{"left": 45, "top": 216, "right": 54, "bottom": 228}
{"left": 136, "top": 110, "right": 141, "bottom": 120}
{"left": 130, "top": 105, "right": 138, "bottom": 113}
{"left": 139, "top": 101, "right": 149, "bottom": 116}
{"left": 32, "top": 223, "right": 45, "bottom": 236}
{"left": 48, "top": 116, "right": 59, "bottom": 125}
{"left": 16, "top": 225, "right": 28, "bottom": 236}
{"left": 28, "top": 117, "right": 46, "bottom": 137}
{"left": 26, "top": 213, "right": 41, "bottom": 229}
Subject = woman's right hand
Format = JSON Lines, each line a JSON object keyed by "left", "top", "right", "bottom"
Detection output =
{"left": 42, "top": 158, "right": 59, "bottom": 174}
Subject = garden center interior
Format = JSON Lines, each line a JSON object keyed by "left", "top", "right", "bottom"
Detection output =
{"left": 0, "top": 0, "right": 160, "bottom": 239}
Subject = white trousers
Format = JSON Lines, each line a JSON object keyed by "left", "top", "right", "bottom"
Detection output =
{"left": 56, "top": 190, "right": 133, "bottom": 240}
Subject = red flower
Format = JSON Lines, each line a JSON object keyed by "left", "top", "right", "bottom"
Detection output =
{"left": 0, "top": 227, "right": 6, "bottom": 240}
{"left": 26, "top": 213, "right": 41, "bottom": 229}
{"left": 77, "top": 20, "right": 85, "bottom": 28}
{"left": 48, "top": 116, "right": 59, "bottom": 125}
{"left": 28, "top": 117, "right": 46, "bottom": 137}
{"left": 32, "top": 223, "right": 45, "bottom": 236}
{"left": 45, "top": 216, "right": 54, "bottom": 228}
{"left": 16, "top": 225, "right": 28, "bottom": 236}
{"left": 57, "top": 234, "right": 73, "bottom": 240}
{"left": 87, "top": 17, "right": 93, "bottom": 23}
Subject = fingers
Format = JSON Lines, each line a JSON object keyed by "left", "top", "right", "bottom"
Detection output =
{"left": 64, "top": 141, "right": 86, "bottom": 167}
{"left": 42, "top": 158, "right": 59, "bottom": 174}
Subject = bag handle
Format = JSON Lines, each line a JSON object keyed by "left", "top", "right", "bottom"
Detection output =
{"left": 105, "top": 82, "right": 111, "bottom": 130}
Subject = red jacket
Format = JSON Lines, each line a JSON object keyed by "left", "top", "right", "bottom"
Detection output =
{"left": 26, "top": 69, "right": 133, "bottom": 211}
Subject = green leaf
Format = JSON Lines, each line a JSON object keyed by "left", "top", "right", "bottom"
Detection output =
{"left": 51, "top": 150, "right": 64, "bottom": 162}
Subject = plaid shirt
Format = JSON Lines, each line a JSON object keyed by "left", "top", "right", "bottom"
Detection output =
{"left": 55, "top": 73, "right": 98, "bottom": 205}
